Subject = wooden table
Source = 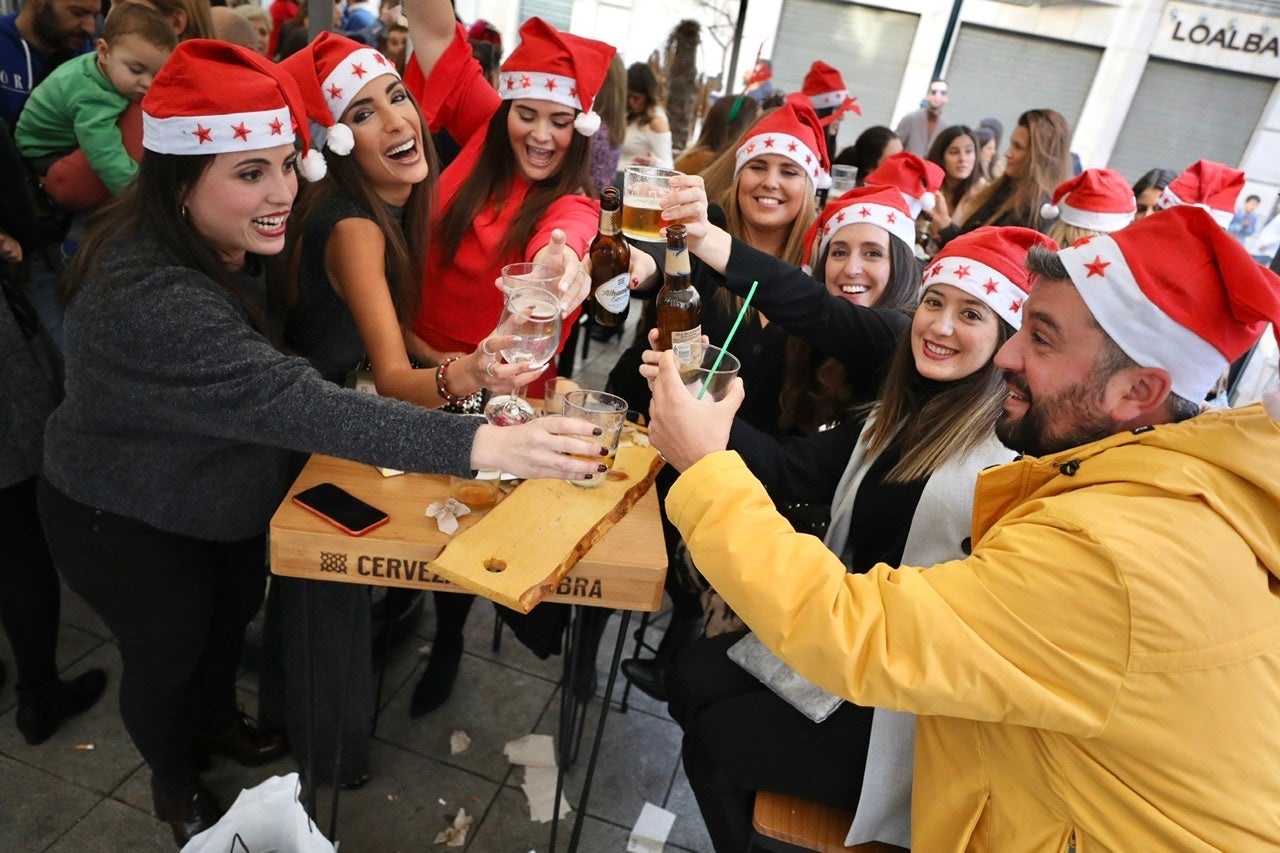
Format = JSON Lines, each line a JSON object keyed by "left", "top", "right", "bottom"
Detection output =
{"left": 269, "top": 453, "right": 668, "bottom": 851}
{"left": 270, "top": 454, "right": 666, "bottom": 611}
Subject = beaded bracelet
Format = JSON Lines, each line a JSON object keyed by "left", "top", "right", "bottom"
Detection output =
{"left": 435, "top": 356, "right": 467, "bottom": 404}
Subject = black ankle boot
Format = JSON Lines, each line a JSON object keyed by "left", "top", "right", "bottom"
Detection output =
{"left": 151, "top": 775, "right": 222, "bottom": 847}
{"left": 409, "top": 641, "right": 462, "bottom": 717}
{"left": 16, "top": 668, "right": 109, "bottom": 745}
{"left": 620, "top": 614, "right": 704, "bottom": 701}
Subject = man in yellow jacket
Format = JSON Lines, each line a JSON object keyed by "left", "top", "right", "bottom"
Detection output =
{"left": 647, "top": 205, "right": 1280, "bottom": 850}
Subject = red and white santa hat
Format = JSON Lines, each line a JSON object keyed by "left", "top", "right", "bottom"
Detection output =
{"left": 1040, "top": 168, "right": 1135, "bottom": 232}
{"left": 1157, "top": 159, "right": 1245, "bottom": 228}
{"left": 1060, "top": 205, "right": 1280, "bottom": 401}
{"left": 805, "top": 185, "right": 915, "bottom": 263}
{"left": 280, "top": 32, "right": 399, "bottom": 171}
{"left": 734, "top": 93, "right": 831, "bottom": 189}
{"left": 802, "top": 60, "right": 860, "bottom": 126}
{"left": 865, "top": 152, "right": 945, "bottom": 219}
{"left": 921, "top": 226, "right": 1055, "bottom": 329}
{"left": 143, "top": 40, "right": 320, "bottom": 177}
{"left": 498, "top": 17, "right": 616, "bottom": 136}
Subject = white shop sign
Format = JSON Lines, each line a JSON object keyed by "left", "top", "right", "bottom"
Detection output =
{"left": 1152, "top": 3, "right": 1280, "bottom": 77}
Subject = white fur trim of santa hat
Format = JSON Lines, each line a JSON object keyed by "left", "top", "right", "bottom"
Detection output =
{"left": 143, "top": 107, "right": 295, "bottom": 156}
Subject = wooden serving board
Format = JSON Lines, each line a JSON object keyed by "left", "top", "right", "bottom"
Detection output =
{"left": 427, "top": 444, "right": 664, "bottom": 612}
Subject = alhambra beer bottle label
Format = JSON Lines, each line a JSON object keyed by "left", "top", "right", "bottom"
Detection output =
{"left": 587, "top": 187, "right": 632, "bottom": 327}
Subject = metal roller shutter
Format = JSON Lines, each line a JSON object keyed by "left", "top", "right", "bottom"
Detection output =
{"left": 770, "top": 0, "right": 919, "bottom": 156}
{"left": 944, "top": 25, "right": 1101, "bottom": 151}
{"left": 519, "top": 0, "right": 574, "bottom": 31}
{"left": 1108, "top": 58, "right": 1273, "bottom": 184}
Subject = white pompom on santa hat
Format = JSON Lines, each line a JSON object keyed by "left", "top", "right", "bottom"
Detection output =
{"left": 496, "top": 17, "right": 616, "bottom": 137}
{"left": 142, "top": 39, "right": 320, "bottom": 176}
{"left": 1156, "top": 159, "right": 1246, "bottom": 228}
{"left": 1039, "top": 168, "right": 1136, "bottom": 232}
{"left": 1059, "top": 205, "right": 1280, "bottom": 401}
{"left": 280, "top": 31, "right": 403, "bottom": 178}
{"left": 865, "top": 151, "right": 945, "bottom": 219}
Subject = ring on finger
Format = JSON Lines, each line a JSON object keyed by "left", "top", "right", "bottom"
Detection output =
{"left": 485, "top": 359, "right": 498, "bottom": 378}
{"left": 481, "top": 339, "right": 496, "bottom": 356}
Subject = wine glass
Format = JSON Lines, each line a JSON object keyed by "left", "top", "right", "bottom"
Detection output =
{"left": 483, "top": 287, "right": 563, "bottom": 426}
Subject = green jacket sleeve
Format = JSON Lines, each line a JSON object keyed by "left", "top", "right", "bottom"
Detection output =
{"left": 72, "top": 87, "right": 136, "bottom": 195}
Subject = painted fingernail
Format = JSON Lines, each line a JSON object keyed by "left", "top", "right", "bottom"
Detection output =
{"left": 592, "top": 427, "right": 603, "bottom": 436}
{"left": 599, "top": 447, "right": 609, "bottom": 456}
{"left": 584, "top": 473, "right": 593, "bottom": 480}
{"left": 597, "top": 464, "right": 608, "bottom": 473}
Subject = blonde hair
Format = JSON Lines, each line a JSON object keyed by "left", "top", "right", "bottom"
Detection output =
{"left": 963, "top": 109, "right": 1071, "bottom": 232}
{"left": 1047, "top": 219, "right": 1103, "bottom": 247}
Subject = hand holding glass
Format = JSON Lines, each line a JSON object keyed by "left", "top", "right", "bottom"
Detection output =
{"left": 483, "top": 287, "right": 563, "bottom": 426}
{"left": 623, "top": 165, "right": 682, "bottom": 242}
{"left": 679, "top": 344, "right": 741, "bottom": 401}
{"left": 561, "top": 390, "right": 628, "bottom": 488}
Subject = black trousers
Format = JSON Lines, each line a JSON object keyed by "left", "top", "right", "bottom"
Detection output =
{"left": 667, "top": 632, "right": 874, "bottom": 853}
{"left": 38, "top": 479, "right": 267, "bottom": 792}
{"left": 0, "top": 476, "right": 61, "bottom": 694}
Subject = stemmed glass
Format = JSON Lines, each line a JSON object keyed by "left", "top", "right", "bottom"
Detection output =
{"left": 483, "top": 286, "right": 563, "bottom": 426}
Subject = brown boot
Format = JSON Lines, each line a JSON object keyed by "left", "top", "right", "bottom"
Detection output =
{"left": 151, "top": 775, "right": 222, "bottom": 847}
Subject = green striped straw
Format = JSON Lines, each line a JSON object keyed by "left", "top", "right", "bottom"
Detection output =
{"left": 697, "top": 280, "right": 758, "bottom": 400}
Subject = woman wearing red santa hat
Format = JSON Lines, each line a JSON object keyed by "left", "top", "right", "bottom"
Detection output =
{"left": 615, "top": 98, "right": 897, "bottom": 698}
{"left": 402, "top": 0, "right": 617, "bottom": 716}
{"left": 271, "top": 31, "right": 569, "bottom": 791}
{"left": 34, "top": 40, "right": 608, "bottom": 845}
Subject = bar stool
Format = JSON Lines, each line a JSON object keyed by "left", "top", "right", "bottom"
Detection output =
{"left": 750, "top": 790, "right": 908, "bottom": 853}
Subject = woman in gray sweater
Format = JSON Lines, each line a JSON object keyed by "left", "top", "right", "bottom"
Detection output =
{"left": 35, "top": 40, "right": 606, "bottom": 847}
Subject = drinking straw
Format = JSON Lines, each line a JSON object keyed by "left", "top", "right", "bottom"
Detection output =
{"left": 697, "top": 280, "right": 758, "bottom": 400}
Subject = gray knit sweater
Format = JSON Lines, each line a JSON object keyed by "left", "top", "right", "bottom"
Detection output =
{"left": 43, "top": 228, "right": 482, "bottom": 541}
{"left": 1, "top": 282, "right": 58, "bottom": 488}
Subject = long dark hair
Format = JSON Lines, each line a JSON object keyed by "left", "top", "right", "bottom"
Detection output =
{"left": 838, "top": 125, "right": 899, "bottom": 187}
{"left": 862, "top": 310, "right": 1014, "bottom": 483}
{"left": 963, "top": 108, "right": 1070, "bottom": 232}
{"left": 282, "top": 96, "right": 437, "bottom": 326}
{"left": 927, "top": 125, "right": 983, "bottom": 213}
{"left": 778, "top": 232, "right": 920, "bottom": 433}
{"left": 63, "top": 150, "right": 274, "bottom": 338}
{"left": 434, "top": 101, "right": 593, "bottom": 266}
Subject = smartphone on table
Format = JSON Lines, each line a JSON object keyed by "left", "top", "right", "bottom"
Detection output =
{"left": 292, "top": 482, "right": 390, "bottom": 536}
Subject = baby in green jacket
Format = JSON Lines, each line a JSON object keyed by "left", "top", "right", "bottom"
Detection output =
{"left": 16, "top": 3, "right": 175, "bottom": 209}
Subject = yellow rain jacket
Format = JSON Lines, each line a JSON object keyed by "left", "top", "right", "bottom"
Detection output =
{"left": 667, "top": 404, "right": 1280, "bottom": 850}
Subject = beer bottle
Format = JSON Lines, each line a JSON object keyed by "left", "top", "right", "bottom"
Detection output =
{"left": 656, "top": 224, "right": 702, "bottom": 364}
{"left": 587, "top": 187, "right": 631, "bottom": 328}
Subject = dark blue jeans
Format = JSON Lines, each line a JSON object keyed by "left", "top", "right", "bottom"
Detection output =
{"left": 38, "top": 478, "right": 266, "bottom": 791}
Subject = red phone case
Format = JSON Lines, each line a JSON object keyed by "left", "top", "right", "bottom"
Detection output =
{"left": 292, "top": 492, "right": 391, "bottom": 537}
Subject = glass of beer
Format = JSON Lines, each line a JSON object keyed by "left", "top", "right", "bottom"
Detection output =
{"left": 623, "top": 165, "right": 680, "bottom": 242}
{"left": 678, "top": 344, "right": 741, "bottom": 402}
{"left": 561, "top": 389, "right": 628, "bottom": 488}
